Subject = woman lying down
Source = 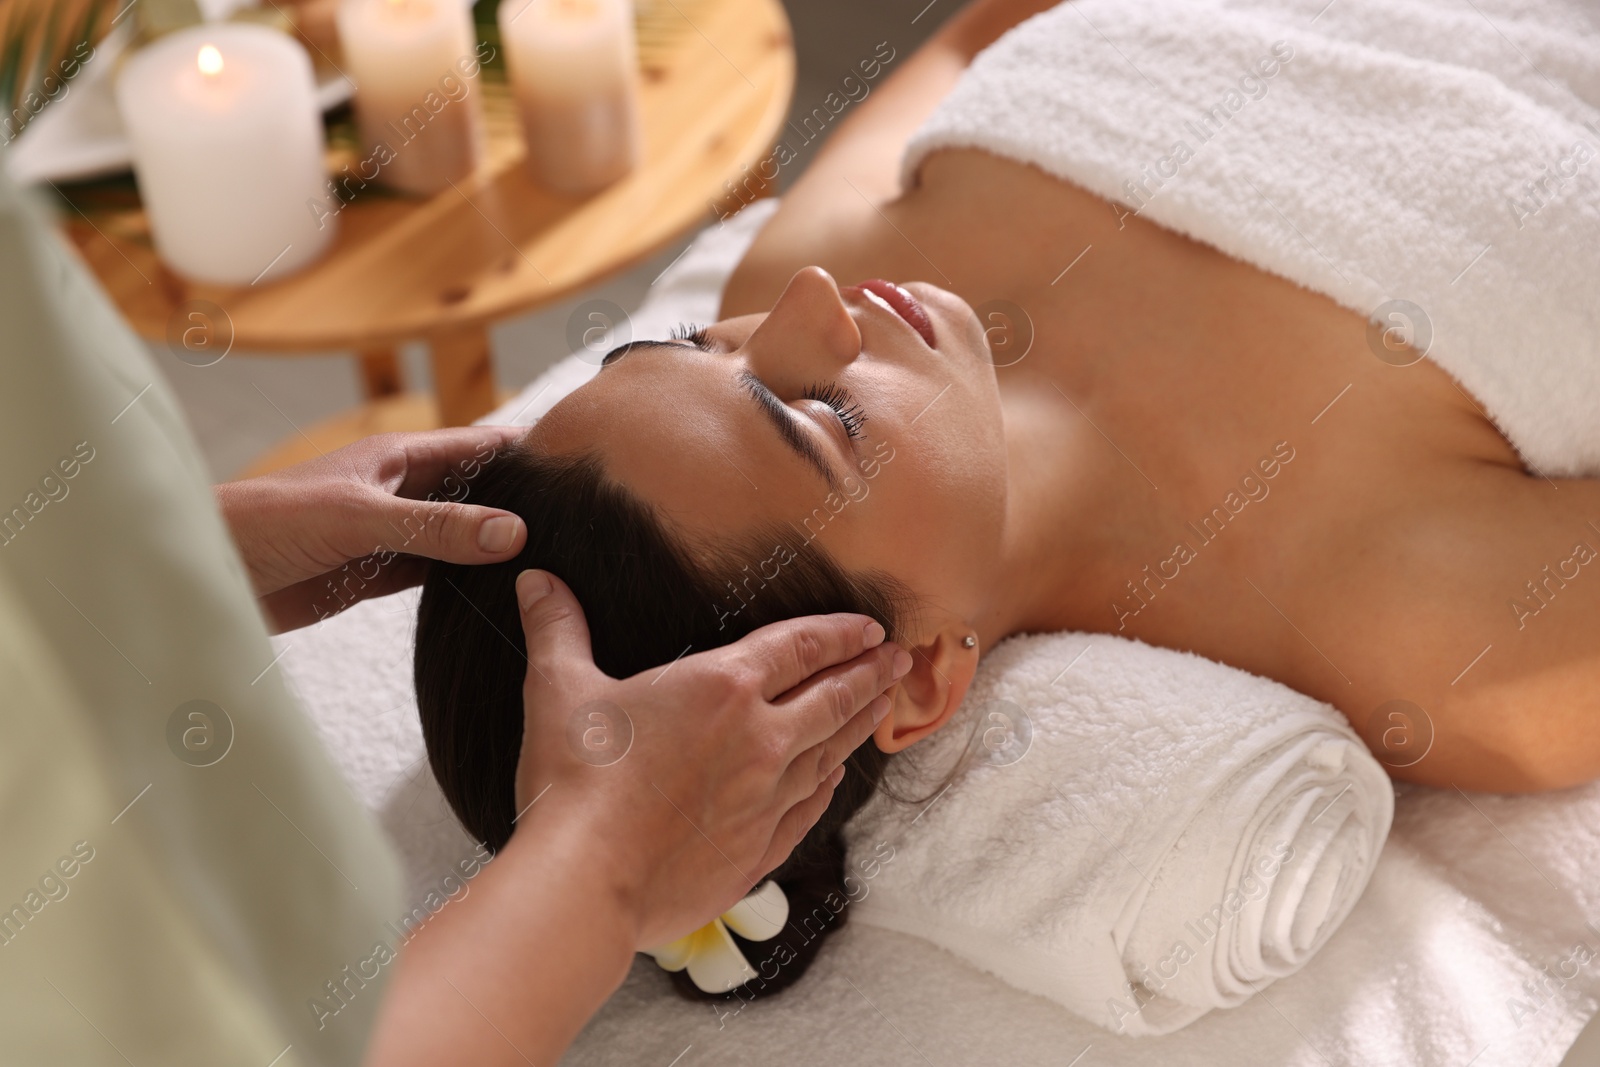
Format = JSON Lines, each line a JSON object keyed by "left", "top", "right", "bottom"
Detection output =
{"left": 416, "top": 0, "right": 1600, "bottom": 1005}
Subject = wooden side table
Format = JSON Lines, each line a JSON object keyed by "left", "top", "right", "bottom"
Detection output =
{"left": 57, "top": 0, "right": 794, "bottom": 475}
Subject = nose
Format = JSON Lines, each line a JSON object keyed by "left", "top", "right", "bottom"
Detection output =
{"left": 744, "top": 267, "right": 862, "bottom": 384}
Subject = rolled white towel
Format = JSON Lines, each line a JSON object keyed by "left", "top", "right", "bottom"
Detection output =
{"left": 842, "top": 631, "right": 1393, "bottom": 1036}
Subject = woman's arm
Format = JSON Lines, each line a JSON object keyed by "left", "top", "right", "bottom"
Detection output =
{"left": 1358, "top": 477, "right": 1600, "bottom": 794}
{"left": 785, "top": 0, "right": 1059, "bottom": 204}
{"left": 722, "top": 0, "right": 1059, "bottom": 316}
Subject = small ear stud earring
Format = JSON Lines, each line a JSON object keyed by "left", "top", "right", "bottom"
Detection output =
{"left": 962, "top": 634, "right": 977, "bottom": 649}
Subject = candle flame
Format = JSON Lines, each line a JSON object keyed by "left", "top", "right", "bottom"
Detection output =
{"left": 197, "top": 44, "right": 223, "bottom": 77}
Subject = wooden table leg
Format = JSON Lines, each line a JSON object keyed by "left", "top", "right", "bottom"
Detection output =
{"left": 429, "top": 325, "right": 498, "bottom": 426}
{"left": 358, "top": 346, "right": 404, "bottom": 398}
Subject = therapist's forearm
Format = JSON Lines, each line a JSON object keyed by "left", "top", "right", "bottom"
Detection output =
{"left": 363, "top": 804, "right": 638, "bottom": 1066}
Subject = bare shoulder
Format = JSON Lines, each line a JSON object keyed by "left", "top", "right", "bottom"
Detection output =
{"left": 719, "top": 149, "right": 1042, "bottom": 318}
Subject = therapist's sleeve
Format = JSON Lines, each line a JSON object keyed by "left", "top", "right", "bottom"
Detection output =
{"left": 0, "top": 156, "right": 403, "bottom": 1064}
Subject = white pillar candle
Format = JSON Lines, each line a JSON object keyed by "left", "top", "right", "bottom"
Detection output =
{"left": 116, "top": 24, "right": 334, "bottom": 286}
{"left": 335, "top": 0, "right": 485, "bottom": 196}
{"left": 498, "top": 0, "right": 642, "bottom": 195}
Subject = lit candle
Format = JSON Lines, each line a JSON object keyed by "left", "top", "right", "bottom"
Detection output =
{"left": 116, "top": 24, "right": 334, "bottom": 286}
{"left": 498, "top": 0, "right": 642, "bottom": 194}
{"left": 335, "top": 0, "right": 485, "bottom": 196}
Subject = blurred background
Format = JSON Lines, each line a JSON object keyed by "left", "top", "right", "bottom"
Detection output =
{"left": 6, "top": 0, "right": 947, "bottom": 480}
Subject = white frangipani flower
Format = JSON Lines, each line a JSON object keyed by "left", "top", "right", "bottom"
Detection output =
{"left": 644, "top": 881, "right": 789, "bottom": 993}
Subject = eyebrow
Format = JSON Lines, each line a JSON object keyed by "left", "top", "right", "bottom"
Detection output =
{"left": 735, "top": 370, "right": 840, "bottom": 493}
{"left": 599, "top": 339, "right": 684, "bottom": 367}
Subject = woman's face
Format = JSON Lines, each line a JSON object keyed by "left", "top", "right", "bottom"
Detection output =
{"left": 530, "top": 266, "right": 1009, "bottom": 641}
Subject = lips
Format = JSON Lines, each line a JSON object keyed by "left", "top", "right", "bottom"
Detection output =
{"left": 857, "top": 279, "right": 936, "bottom": 347}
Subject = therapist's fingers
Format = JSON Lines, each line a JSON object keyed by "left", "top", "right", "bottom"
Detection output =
{"left": 332, "top": 427, "right": 528, "bottom": 565}
{"left": 721, "top": 612, "right": 893, "bottom": 702}
{"left": 353, "top": 490, "right": 527, "bottom": 565}
{"left": 515, "top": 570, "right": 601, "bottom": 696}
{"left": 257, "top": 555, "right": 430, "bottom": 634}
{"left": 774, "top": 695, "right": 890, "bottom": 809}
{"left": 770, "top": 638, "right": 910, "bottom": 756}
{"left": 756, "top": 765, "right": 847, "bottom": 882}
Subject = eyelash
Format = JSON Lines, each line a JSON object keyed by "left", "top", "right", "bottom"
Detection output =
{"left": 669, "top": 322, "right": 711, "bottom": 348}
{"left": 669, "top": 322, "right": 868, "bottom": 440}
{"left": 802, "top": 381, "right": 869, "bottom": 440}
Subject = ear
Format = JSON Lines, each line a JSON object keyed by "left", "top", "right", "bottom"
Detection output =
{"left": 873, "top": 622, "right": 980, "bottom": 754}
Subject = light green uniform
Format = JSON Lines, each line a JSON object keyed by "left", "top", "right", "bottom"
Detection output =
{"left": 0, "top": 163, "right": 402, "bottom": 1065}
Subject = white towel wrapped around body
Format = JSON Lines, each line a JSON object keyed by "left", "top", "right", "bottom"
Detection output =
{"left": 843, "top": 632, "right": 1394, "bottom": 1036}
{"left": 904, "top": 0, "right": 1600, "bottom": 478}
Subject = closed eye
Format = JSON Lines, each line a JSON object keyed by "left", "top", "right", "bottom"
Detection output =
{"left": 599, "top": 322, "right": 713, "bottom": 367}
{"left": 736, "top": 371, "right": 852, "bottom": 492}
{"left": 668, "top": 322, "right": 711, "bottom": 348}
{"left": 801, "top": 381, "right": 868, "bottom": 440}
{"left": 592, "top": 328, "right": 859, "bottom": 491}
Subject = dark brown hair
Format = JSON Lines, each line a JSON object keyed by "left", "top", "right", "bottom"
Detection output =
{"left": 414, "top": 440, "right": 915, "bottom": 1000}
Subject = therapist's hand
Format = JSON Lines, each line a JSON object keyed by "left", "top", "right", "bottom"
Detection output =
{"left": 214, "top": 428, "right": 529, "bottom": 633}
{"left": 364, "top": 570, "right": 907, "bottom": 1067}
{"left": 512, "top": 568, "right": 908, "bottom": 951}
